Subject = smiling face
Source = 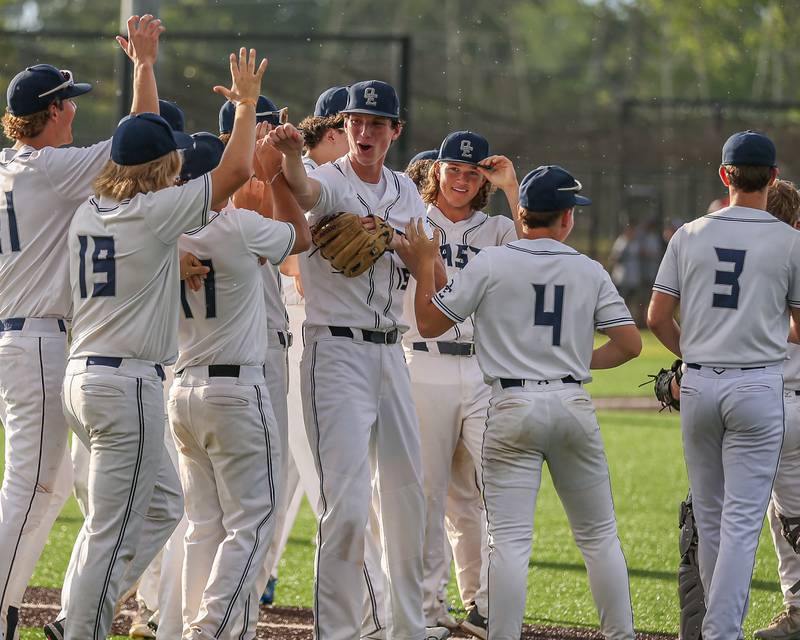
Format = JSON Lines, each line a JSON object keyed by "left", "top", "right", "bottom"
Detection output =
{"left": 436, "top": 161, "right": 486, "bottom": 210}
{"left": 344, "top": 114, "right": 401, "bottom": 168}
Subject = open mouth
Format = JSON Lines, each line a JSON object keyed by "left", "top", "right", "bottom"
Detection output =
{"left": 357, "top": 143, "right": 373, "bottom": 152}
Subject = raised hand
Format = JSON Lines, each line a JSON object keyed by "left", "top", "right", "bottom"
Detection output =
{"left": 266, "top": 124, "right": 305, "bottom": 157}
{"left": 254, "top": 133, "right": 284, "bottom": 181}
{"left": 116, "top": 14, "right": 165, "bottom": 67}
{"left": 213, "top": 48, "right": 268, "bottom": 106}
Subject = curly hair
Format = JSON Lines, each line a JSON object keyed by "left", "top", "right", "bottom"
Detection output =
{"left": 405, "top": 159, "right": 434, "bottom": 192}
{"left": 298, "top": 113, "right": 344, "bottom": 149}
{"left": 2, "top": 101, "right": 63, "bottom": 141}
{"left": 93, "top": 151, "right": 182, "bottom": 201}
{"left": 420, "top": 161, "right": 495, "bottom": 211}
{"left": 767, "top": 179, "right": 800, "bottom": 226}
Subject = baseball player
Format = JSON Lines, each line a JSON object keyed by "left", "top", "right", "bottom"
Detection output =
{"left": 267, "top": 80, "right": 451, "bottom": 640}
{"left": 648, "top": 130, "right": 800, "bottom": 640}
{"left": 402, "top": 131, "right": 519, "bottom": 635}
{"left": 170, "top": 117, "right": 309, "bottom": 640}
{"left": 59, "top": 47, "right": 266, "bottom": 640}
{"left": 0, "top": 15, "right": 171, "bottom": 640}
{"left": 405, "top": 164, "right": 640, "bottom": 640}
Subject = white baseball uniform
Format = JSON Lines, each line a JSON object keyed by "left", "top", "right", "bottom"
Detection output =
{"left": 0, "top": 139, "right": 111, "bottom": 639}
{"left": 170, "top": 206, "right": 295, "bottom": 640}
{"left": 766, "top": 343, "right": 800, "bottom": 610}
{"left": 433, "top": 237, "right": 636, "bottom": 640}
{"left": 653, "top": 205, "right": 800, "bottom": 640}
{"left": 403, "top": 204, "right": 516, "bottom": 623}
{"left": 62, "top": 175, "right": 211, "bottom": 640}
{"left": 300, "top": 155, "right": 428, "bottom": 640}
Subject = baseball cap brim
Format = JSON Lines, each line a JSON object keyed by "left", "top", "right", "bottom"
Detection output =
{"left": 438, "top": 156, "right": 483, "bottom": 167}
{"left": 60, "top": 82, "right": 93, "bottom": 100}
{"left": 574, "top": 195, "right": 592, "bottom": 206}
{"left": 341, "top": 107, "right": 399, "bottom": 119}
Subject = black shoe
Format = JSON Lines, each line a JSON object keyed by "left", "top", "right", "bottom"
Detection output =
{"left": 43, "top": 618, "right": 65, "bottom": 640}
{"left": 461, "top": 606, "right": 487, "bottom": 640}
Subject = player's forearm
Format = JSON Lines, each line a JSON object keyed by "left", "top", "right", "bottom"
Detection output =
{"left": 433, "top": 255, "right": 447, "bottom": 290}
{"left": 210, "top": 104, "right": 255, "bottom": 204}
{"left": 591, "top": 326, "right": 642, "bottom": 369}
{"left": 272, "top": 174, "right": 311, "bottom": 253}
{"left": 414, "top": 260, "right": 445, "bottom": 338}
{"left": 130, "top": 62, "right": 159, "bottom": 115}
{"left": 282, "top": 153, "right": 320, "bottom": 210}
{"left": 648, "top": 317, "right": 682, "bottom": 358}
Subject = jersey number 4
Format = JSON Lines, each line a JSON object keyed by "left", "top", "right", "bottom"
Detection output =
{"left": 712, "top": 248, "right": 746, "bottom": 309}
{"left": 180, "top": 259, "right": 216, "bottom": 319}
{"left": 0, "top": 192, "right": 21, "bottom": 254}
{"left": 78, "top": 235, "right": 115, "bottom": 298}
{"left": 533, "top": 283, "right": 565, "bottom": 346}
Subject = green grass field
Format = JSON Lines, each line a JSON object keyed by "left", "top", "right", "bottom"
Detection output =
{"left": 17, "top": 332, "right": 787, "bottom": 638}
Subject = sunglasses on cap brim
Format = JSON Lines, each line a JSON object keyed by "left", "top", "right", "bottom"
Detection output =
{"left": 38, "top": 69, "right": 73, "bottom": 98}
{"left": 257, "top": 107, "right": 289, "bottom": 124}
{"left": 556, "top": 179, "right": 583, "bottom": 193}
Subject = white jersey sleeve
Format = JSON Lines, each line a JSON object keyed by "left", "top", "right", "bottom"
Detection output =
{"left": 789, "top": 237, "right": 800, "bottom": 308}
{"left": 595, "top": 267, "right": 636, "bottom": 330}
{"left": 652, "top": 232, "right": 681, "bottom": 299}
{"left": 432, "top": 250, "right": 492, "bottom": 324}
{"left": 235, "top": 209, "right": 295, "bottom": 265}
{"left": 41, "top": 139, "right": 112, "bottom": 201}
{"left": 143, "top": 174, "right": 211, "bottom": 244}
{"left": 307, "top": 165, "right": 344, "bottom": 225}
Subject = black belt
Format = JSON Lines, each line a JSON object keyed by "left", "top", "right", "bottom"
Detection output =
{"left": 500, "top": 375, "right": 582, "bottom": 389}
{"left": 277, "top": 331, "right": 293, "bottom": 348}
{"left": 0, "top": 318, "right": 66, "bottom": 333}
{"left": 686, "top": 363, "right": 766, "bottom": 371}
{"left": 208, "top": 364, "right": 241, "bottom": 377}
{"left": 86, "top": 356, "right": 165, "bottom": 381}
{"left": 328, "top": 326, "right": 399, "bottom": 345}
{"left": 412, "top": 341, "right": 475, "bottom": 357}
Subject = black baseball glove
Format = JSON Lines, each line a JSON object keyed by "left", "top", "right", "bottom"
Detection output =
{"left": 643, "top": 359, "right": 683, "bottom": 411}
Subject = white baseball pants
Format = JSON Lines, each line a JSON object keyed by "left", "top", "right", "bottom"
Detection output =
{"left": 766, "top": 390, "right": 800, "bottom": 609}
{"left": 62, "top": 357, "right": 184, "bottom": 640}
{"left": 169, "top": 365, "right": 280, "bottom": 640}
{"left": 406, "top": 348, "right": 489, "bottom": 622}
{"left": 301, "top": 331, "right": 425, "bottom": 640}
{"left": 680, "top": 365, "right": 784, "bottom": 640}
{"left": 481, "top": 382, "right": 634, "bottom": 640}
{"left": 0, "top": 320, "right": 72, "bottom": 639}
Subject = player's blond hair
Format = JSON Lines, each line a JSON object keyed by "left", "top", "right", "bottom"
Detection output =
{"left": 421, "top": 160, "right": 495, "bottom": 211}
{"left": 766, "top": 179, "right": 800, "bottom": 226}
{"left": 1, "top": 104, "right": 58, "bottom": 141}
{"left": 405, "top": 159, "right": 434, "bottom": 192}
{"left": 93, "top": 151, "right": 182, "bottom": 201}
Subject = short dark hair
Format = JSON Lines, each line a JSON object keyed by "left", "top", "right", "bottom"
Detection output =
{"left": 520, "top": 208, "right": 569, "bottom": 229}
{"left": 722, "top": 164, "right": 772, "bottom": 193}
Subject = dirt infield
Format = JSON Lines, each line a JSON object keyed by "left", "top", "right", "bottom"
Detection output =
{"left": 20, "top": 586, "right": 676, "bottom": 639}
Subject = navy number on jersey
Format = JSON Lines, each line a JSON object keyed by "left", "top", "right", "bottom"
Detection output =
{"left": 712, "top": 248, "right": 746, "bottom": 309}
{"left": 0, "top": 191, "right": 20, "bottom": 253}
{"left": 181, "top": 259, "right": 216, "bottom": 319}
{"left": 78, "top": 235, "right": 116, "bottom": 298}
{"left": 532, "top": 283, "right": 565, "bottom": 346}
{"left": 440, "top": 244, "right": 480, "bottom": 269}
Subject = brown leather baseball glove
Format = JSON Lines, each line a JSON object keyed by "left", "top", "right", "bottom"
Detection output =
{"left": 311, "top": 213, "right": 395, "bottom": 278}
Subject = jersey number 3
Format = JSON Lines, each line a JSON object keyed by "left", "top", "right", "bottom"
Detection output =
{"left": 78, "top": 235, "right": 116, "bottom": 298}
{"left": 712, "top": 247, "right": 746, "bottom": 309}
{"left": 0, "top": 192, "right": 21, "bottom": 254}
{"left": 533, "top": 283, "right": 565, "bottom": 346}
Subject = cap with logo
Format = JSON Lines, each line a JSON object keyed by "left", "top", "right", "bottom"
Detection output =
{"left": 519, "top": 165, "right": 591, "bottom": 212}
{"left": 438, "top": 131, "right": 489, "bottom": 166}
{"left": 721, "top": 130, "right": 777, "bottom": 167}
{"left": 111, "top": 113, "right": 194, "bottom": 167}
{"left": 159, "top": 99, "right": 186, "bottom": 133}
{"left": 180, "top": 132, "right": 225, "bottom": 182}
{"left": 314, "top": 86, "right": 349, "bottom": 117}
{"left": 341, "top": 80, "right": 400, "bottom": 119}
{"left": 6, "top": 64, "right": 92, "bottom": 116}
{"left": 219, "top": 95, "right": 284, "bottom": 134}
{"left": 408, "top": 149, "right": 438, "bottom": 165}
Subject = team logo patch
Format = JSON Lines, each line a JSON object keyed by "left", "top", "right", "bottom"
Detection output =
{"left": 460, "top": 140, "right": 473, "bottom": 159}
{"left": 364, "top": 87, "right": 378, "bottom": 106}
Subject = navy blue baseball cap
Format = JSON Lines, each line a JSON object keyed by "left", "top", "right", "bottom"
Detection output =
{"left": 722, "top": 130, "right": 777, "bottom": 167}
{"left": 314, "top": 86, "right": 349, "bottom": 117}
{"left": 159, "top": 99, "right": 185, "bottom": 132}
{"left": 408, "top": 149, "right": 438, "bottom": 165}
{"left": 219, "top": 95, "right": 283, "bottom": 134}
{"left": 180, "top": 132, "right": 225, "bottom": 182}
{"left": 341, "top": 80, "right": 400, "bottom": 119}
{"left": 519, "top": 165, "right": 591, "bottom": 212}
{"left": 111, "top": 113, "right": 194, "bottom": 166}
{"left": 438, "top": 131, "right": 489, "bottom": 166}
{"left": 6, "top": 65, "right": 92, "bottom": 116}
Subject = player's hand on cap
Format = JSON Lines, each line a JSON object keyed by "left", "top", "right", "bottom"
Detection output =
{"left": 266, "top": 124, "right": 304, "bottom": 158}
{"left": 180, "top": 252, "right": 210, "bottom": 292}
{"left": 116, "top": 14, "right": 165, "bottom": 66}
{"left": 477, "top": 155, "right": 518, "bottom": 192}
{"left": 213, "top": 48, "right": 268, "bottom": 107}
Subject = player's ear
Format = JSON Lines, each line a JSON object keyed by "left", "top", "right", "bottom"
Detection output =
{"left": 718, "top": 165, "right": 731, "bottom": 187}
{"left": 769, "top": 166, "right": 780, "bottom": 186}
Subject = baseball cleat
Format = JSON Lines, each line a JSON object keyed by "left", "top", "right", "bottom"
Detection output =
{"left": 461, "top": 605, "right": 488, "bottom": 639}
{"left": 260, "top": 575, "right": 278, "bottom": 605}
{"left": 424, "top": 626, "right": 451, "bottom": 639}
{"left": 435, "top": 611, "right": 460, "bottom": 630}
{"left": 755, "top": 606, "right": 800, "bottom": 639}
{"left": 43, "top": 618, "right": 65, "bottom": 640}
{"left": 129, "top": 605, "right": 156, "bottom": 638}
